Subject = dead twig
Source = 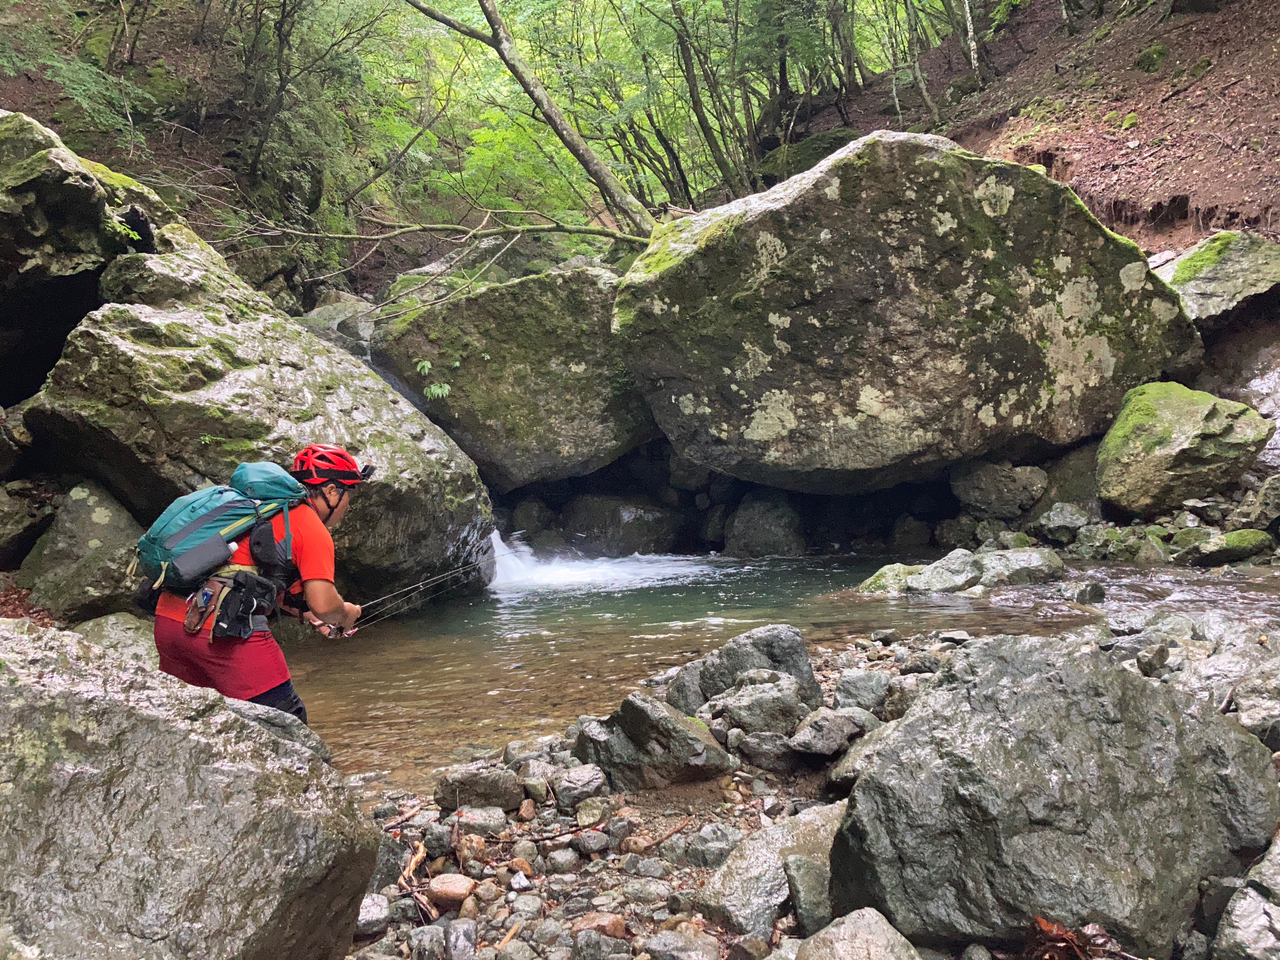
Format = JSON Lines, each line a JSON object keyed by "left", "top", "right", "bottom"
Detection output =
{"left": 383, "top": 804, "right": 425, "bottom": 830}
{"left": 497, "top": 921, "right": 523, "bottom": 948}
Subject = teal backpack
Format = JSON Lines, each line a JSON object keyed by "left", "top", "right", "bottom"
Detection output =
{"left": 135, "top": 462, "right": 308, "bottom": 592}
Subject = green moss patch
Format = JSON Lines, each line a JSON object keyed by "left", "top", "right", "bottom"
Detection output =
{"left": 1171, "top": 232, "right": 1237, "bottom": 285}
{"left": 1134, "top": 44, "right": 1171, "bottom": 73}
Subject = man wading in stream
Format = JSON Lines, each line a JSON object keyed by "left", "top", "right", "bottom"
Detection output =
{"left": 152, "top": 444, "right": 370, "bottom": 723}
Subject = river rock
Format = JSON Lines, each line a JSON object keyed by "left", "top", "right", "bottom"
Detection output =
{"left": 24, "top": 221, "right": 495, "bottom": 596}
{"left": 1212, "top": 838, "right": 1280, "bottom": 960}
{"left": 1096, "top": 382, "right": 1274, "bottom": 519}
{"left": 1155, "top": 231, "right": 1280, "bottom": 328}
{"left": 643, "top": 929, "right": 721, "bottom": 960}
{"left": 428, "top": 875, "right": 478, "bottom": 910}
{"left": 370, "top": 267, "right": 655, "bottom": 493}
{"left": 1021, "top": 442, "right": 1103, "bottom": 527}
{"left": 833, "top": 669, "right": 891, "bottom": 714}
{"left": 782, "top": 854, "right": 832, "bottom": 936}
{"left": 829, "top": 634, "right": 1280, "bottom": 958}
{"left": 1178, "top": 529, "right": 1274, "bottom": 566}
{"left": 573, "top": 692, "right": 737, "bottom": 790}
{"left": 698, "top": 671, "right": 810, "bottom": 736}
{"left": 687, "top": 823, "right": 744, "bottom": 868}
{"left": 434, "top": 762, "right": 524, "bottom": 812}
{"left": 667, "top": 624, "right": 822, "bottom": 714}
{"left": 974, "top": 547, "right": 1066, "bottom": 587}
{"left": 696, "top": 800, "right": 846, "bottom": 935}
{"left": 723, "top": 491, "right": 806, "bottom": 557}
{"left": 613, "top": 131, "right": 1197, "bottom": 496}
{"left": 72, "top": 611, "right": 157, "bottom": 666}
{"left": 793, "top": 908, "right": 921, "bottom": 960}
{"left": 949, "top": 461, "right": 1048, "bottom": 520}
{"left": 0, "top": 111, "right": 171, "bottom": 406}
{"left": 855, "top": 563, "right": 925, "bottom": 594}
{"left": 787, "top": 707, "right": 870, "bottom": 756}
{"left": 552, "top": 763, "right": 610, "bottom": 811}
{"left": 0, "top": 618, "right": 377, "bottom": 959}
{"left": 1031, "top": 501, "right": 1092, "bottom": 544}
{"left": 16, "top": 480, "right": 141, "bottom": 621}
{"left": 559, "top": 494, "right": 683, "bottom": 557}
{"left": 0, "top": 482, "right": 55, "bottom": 565}
{"left": 1232, "top": 659, "right": 1280, "bottom": 751}
{"left": 905, "top": 549, "right": 982, "bottom": 593}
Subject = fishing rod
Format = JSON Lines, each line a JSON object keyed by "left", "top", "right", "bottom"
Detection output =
{"left": 348, "top": 542, "right": 528, "bottom": 630}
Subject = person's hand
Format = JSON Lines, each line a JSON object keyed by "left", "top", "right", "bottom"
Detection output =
{"left": 342, "top": 602, "right": 362, "bottom": 629}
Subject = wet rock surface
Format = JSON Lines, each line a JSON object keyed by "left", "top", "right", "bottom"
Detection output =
{"left": 0, "top": 618, "right": 377, "bottom": 960}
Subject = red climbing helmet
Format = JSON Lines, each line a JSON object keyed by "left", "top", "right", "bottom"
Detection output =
{"left": 290, "top": 443, "right": 375, "bottom": 486}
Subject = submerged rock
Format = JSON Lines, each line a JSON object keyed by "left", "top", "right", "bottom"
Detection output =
{"left": 0, "top": 619, "right": 378, "bottom": 959}
{"left": 614, "top": 131, "right": 1197, "bottom": 495}
{"left": 370, "top": 267, "right": 655, "bottom": 493}
{"left": 25, "top": 223, "right": 494, "bottom": 596}
{"left": 1096, "top": 382, "right": 1273, "bottom": 519}
{"left": 829, "top": 634, "right": 1280, "bottom": 958}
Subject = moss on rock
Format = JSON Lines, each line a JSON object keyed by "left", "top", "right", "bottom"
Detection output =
{"left": 1097, "top": 382, "right": 1274, "bottom": 518}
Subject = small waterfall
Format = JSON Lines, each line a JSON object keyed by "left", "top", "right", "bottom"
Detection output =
{"left": 490, "top": 531, "right": 538, "bottom": 586}
{"left": 487, "top": 530, "right": 721, "bottom": 592}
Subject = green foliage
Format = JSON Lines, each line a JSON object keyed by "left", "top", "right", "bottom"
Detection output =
{"left": 986, "top": 0, "right": 1028, "bottom": 39}
{"left": 413, "top": 358, "right": 451, "bottom": 399}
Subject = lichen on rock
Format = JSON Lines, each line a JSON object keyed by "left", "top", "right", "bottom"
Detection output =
{"left": 614, "top": 131, "right": 1199, "bottom": 495}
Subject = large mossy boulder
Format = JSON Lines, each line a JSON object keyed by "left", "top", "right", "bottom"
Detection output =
{"left": 614, "top": 131, "right": 1199, "bottom": 495}
{"left": 829, "top": 635, "right": 1280, "bottom": 958}
{"left": 0, "top": 110, "right": 170, "bottom": 405}
{"left": 1154, "top": 231, "right": 1280, "bottom": 327}
{"left": 0, "top": 618, "right": 378, "bottom": 959}
{"left": 24, "top": 223, "right": 495, "bottom": 595}
{"left": 370, "top": 267, "right": 655, "bottom": 493}
{"left": 1096, "top": 382, "right": 1273, "bottom": 518}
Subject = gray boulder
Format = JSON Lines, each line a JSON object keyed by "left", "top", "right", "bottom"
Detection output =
{"left": 1020, "top": 442, "right": 1103, "bottom": 529}
{"left": 552, "top": 764, "right": 610, "bottom": 811}
{"left": 1212, "top": 839, "right": 1280, "bottom": 960}
{"left": 25, "top": 223, "right": 494, "bottom": 597}
{"left": 696, "top": 801, "right": 846, "bottom": 935}
{"left": 0, "top": 482, "right": 55, "bottom": 566}
{"left": 905, "top": 549, "right": 982, "bottom": 593}
{"left": 697, "top": 671, "right": 810, "bottom": 736}
{"left": 370, "top": 267, "right": 655, "bottom": 494}
{"left": 1154, "top": 231, "right": 1280, "bottom": 328}
{"left": 433, "top": 762, "right": 524, "bottom": 812}
{"left": 559, "top": 495, "right": 684, "bottom": 557}
{"left": 1233, "top": 659, "right": 1280, "bottom": 751}
{"left": 782, "top": 854, "right": 833, "bottom": 937}
{"left": 17, "top": 480, "right": 141, "bottom": 621}
{"left": 614, "top": 130, "right": 1198, "bottom": 496}
{"left": 833, "top": 669, "right": 891, "bottom": 714}
{"left": 975, "top": 547, "right": 1066, "bottom": 587}
{"left": 723, "top": 491, "right": 806, "bottom": 558}
{"left": 829, "top": 635, "right": 1280, "bottom": 958}
{"left": 949, "top": 461, "right": 1048, "bottom": 520}
{"left": 72, "top": 612, "right": 157, "bottom": 667}
{"left": 667, "top": 624, "right": 822, "bottom": 715}
{"left": 906, "top": 547, "right": 1065, "bottom": 593}
{"left": 0, "top": 619, "right": 377, "bottom": 960}
{"left": 787, "top": 707, "right": 871, "bottom": 756}
{"left": 1096, "top": 382, "right": 1273, "bottom": 519}
{"left": 1179, "top": 529, "right": 1274, "bottom": 566}
{"left": 793, "top": 909, "right": 921, "bottom": 960}
{"left": 686, "top": 823, "right": 743, "bottom": 868}
{"left": 0, "top": 112, "right": 171, "bottom": 405}
{"left": 572, "top": 692, "right": 737, "bottom": 790}
{"left": 1032, "top": 502, "right": 1092, "bottom": 544}
{"left": 643, "top": 929, "right": 721, "bottom": 960}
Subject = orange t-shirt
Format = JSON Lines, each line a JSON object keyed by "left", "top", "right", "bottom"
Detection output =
{"left": 156, "top": 502, "right": 335, "bottom": 622}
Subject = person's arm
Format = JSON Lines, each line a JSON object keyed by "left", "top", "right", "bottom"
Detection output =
{"left": 302, "top": 579, "right": 361, "bottom": 629}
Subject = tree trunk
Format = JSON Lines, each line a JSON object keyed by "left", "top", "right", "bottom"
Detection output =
{"left": 961, "top": 0, "right": 981, "bottom": 77}
{"left": 904, "top": 0, "right": 941, "bottom": 124}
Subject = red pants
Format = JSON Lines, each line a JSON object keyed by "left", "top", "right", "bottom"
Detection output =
{"left": 154, "top": 614, "right": 291, "bottom": 700}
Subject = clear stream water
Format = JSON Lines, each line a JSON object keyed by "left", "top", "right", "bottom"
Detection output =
{"left": 287, "top": 537, "right": 1280, "bottom": 793}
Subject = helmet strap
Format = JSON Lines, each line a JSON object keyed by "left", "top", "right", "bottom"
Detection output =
{"left": 313, "top": 484, "right": 345, "bottom": 524}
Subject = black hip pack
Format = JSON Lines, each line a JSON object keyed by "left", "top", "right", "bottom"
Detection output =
{"left": 210, "top": 571, "right": 280, "bottom": 640}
